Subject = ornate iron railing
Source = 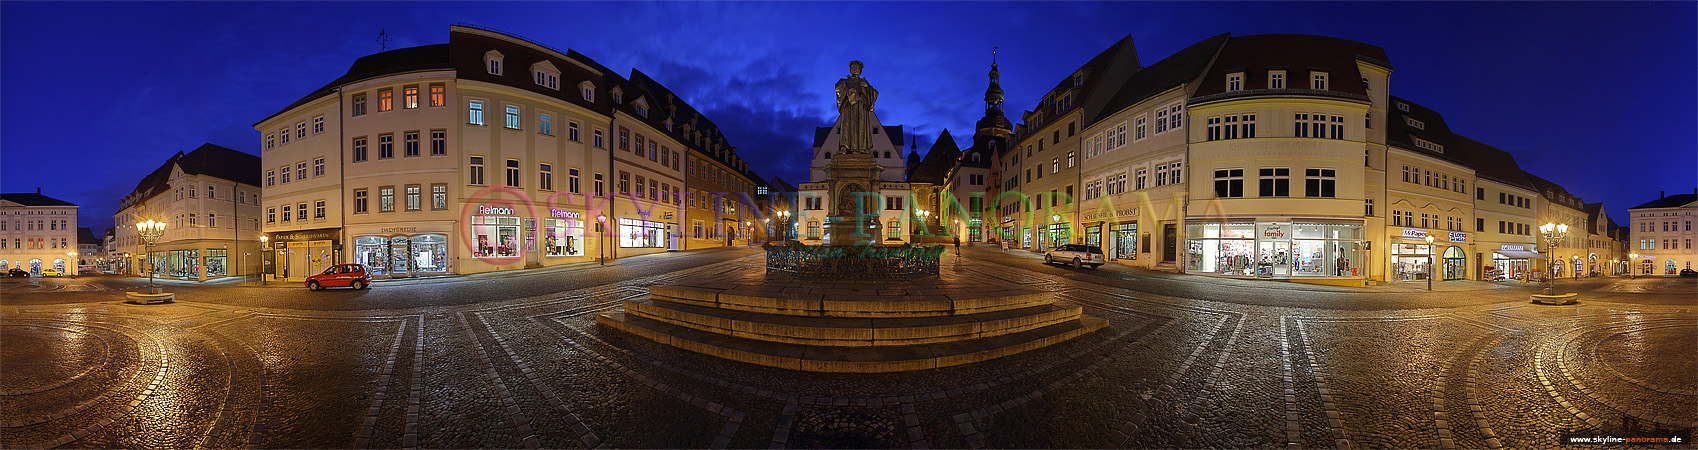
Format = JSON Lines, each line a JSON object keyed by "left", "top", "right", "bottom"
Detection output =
{"left": 765, "top": 245, "right": 943, "bottom": 280}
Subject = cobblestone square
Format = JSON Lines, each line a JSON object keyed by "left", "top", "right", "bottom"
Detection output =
{"left": 3, "top": 247, "right": 1693, "bottom": 448}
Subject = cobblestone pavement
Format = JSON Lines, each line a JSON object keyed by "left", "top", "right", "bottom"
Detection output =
{"left": 3, "top": 246, "right": 1693, "bottom": 448}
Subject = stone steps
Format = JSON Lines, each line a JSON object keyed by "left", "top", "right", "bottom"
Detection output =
{"left": 596, "top": 311, "right": 1108, "bottom": 373}
{"left": 651, "top": 285, "right": 1052, "bottom": 318}
{"left": 623, "top": 296, "right": 1082, "bottom": 347}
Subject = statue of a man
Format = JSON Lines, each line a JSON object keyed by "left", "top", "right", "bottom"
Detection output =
{"left": 834, "top": 60, "right": 878, "bottom": 154}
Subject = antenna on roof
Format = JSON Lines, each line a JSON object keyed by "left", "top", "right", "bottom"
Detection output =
{"left": 378, "top": 29, "right": 394, "bottom": 51}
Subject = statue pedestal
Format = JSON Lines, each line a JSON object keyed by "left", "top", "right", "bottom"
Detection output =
{"left": 824, "top": 216, "right": 876, "bottom": 246}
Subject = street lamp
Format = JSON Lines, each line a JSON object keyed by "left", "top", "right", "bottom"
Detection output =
{"left": 67, "top": 251, "right": 78, "bottom": 278}
{"left": 745, "top": 221, "right": 752, "bottom": 245}
{"left": 1629, "top": 253, "right": 1638, "bottom": 279}
{"left": 136, "top": 219, "right": 167, "bottom": 294}
{"left": 1424, "top": 235, "right": 1435, "bottom": 291}
{"left": 259, "top": 236, "right": 269, "bottom": 285}
{"left": 598, "top": 214, "right": 608, "bottom": 265}
{"left": 1539, "top": 223, "right": 1568, "bottom": 295}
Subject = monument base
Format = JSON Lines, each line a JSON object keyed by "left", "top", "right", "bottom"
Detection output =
{"left": 823, "top": 216, "right": 878, "bottom": 246}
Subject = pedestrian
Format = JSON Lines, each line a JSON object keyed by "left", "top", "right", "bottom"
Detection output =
{"left": 953, "top": 236, "right": 960, "bottom": 252}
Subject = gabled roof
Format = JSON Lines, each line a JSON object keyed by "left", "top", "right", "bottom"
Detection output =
{"left": 1448, "top": 134, "right": 1534, "bottom": 191}
{"left": 1019, "top": 35, "right": 1140, "bottom": 133}
{"left": 0, "top": 192, "right": 75, "bottom": 207}
{"left": 122, "top": 143, "right": 260, "bottom": 209}
{"left": 1524, "top": 172, "right": 1585, "bottom": 211}
{"left": 1093, "top": 33, "right": 1229, "bottom": 125}
{"left": 1630, "top": 193, "right": 1698, "bottom": 210}
{"left": 1386, "top": 96, "right": 1470, "bottom": 167}
{"left": 1191, "top": 34, "right": 1389, "bottom": 100}
{"left": 78, "top": 227, "right": 100, "bottom": 245}
{"left": 908, "top": 130, "right": 961, "bottom": 184}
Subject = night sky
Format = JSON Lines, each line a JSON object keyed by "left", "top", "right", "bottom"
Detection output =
{"left": 4, "top": 2, "right": 1693, "bottom": 237}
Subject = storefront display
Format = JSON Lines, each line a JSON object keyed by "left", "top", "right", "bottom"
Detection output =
{"left": 1392, "top": 244, "right": 1431, "bottom": 282}
{"left": 472, "top": 214, "right": 522, "bottom": 257}
{"left": 355, "top": 236, "right": 390, "bottom": 275}
{"left": 1186, "top": 222, "right": 1256, "bottom": 276}
{"left": 1189, "top": 222, "right": 1362, "bottom": 278}
{"left": 619, "top": 218, "right": 665, "bottom": 248}
{"left": 1022, "top": 227, "right": 1032, "bottom": 248}
{"left": 167, "top": 249, "right": 199, "bottom": 277}
{"left": 1487, "top": 244, "right": 1541, "bottom": 281}
{"left": 968, "top": 219, "right": 983, "bottom": 242}
{"left": 1113, "top": 223, "right": 1137, "bottom": 261}
{"left": 1441, "top": 246, "right": 1466, "bottom": 280}
{"left": 544, "top": 217, "right": 585, "bottom": 257}
{"left": 206, "top": 249, "right": 227, "bottom": 277}
{"left": 1047, "top": 223, "right": 1069, "bottom": 249}
{"left": 412, "top": 235, "right": 449, "bottom": 272}
{"left": 1084, "top": 225, "right": 1102, "bottom": 247}
{"left": 356, "top": 234, "right": 449, "bottom": 277}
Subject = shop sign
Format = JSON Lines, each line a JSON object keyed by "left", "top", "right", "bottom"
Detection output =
{"left": 1262, "top": 225, "right": 1286, "bottom": 239}
{"left": 1401, "top": 229, "right": 1429, "bottom": 240}
{"left": 287, "top": 241, "right": 309, "bottom": 248}
{"left": 307, "top": 240, "right": 332, "bottom": 247}
{"left": 270, "top": 230, "right": 340, "bottom": 242}
{"left": 478, "top": 204, "right": 517, "bottom": 216}
{"left": 1500, "top": 244, "right": 1526, "bottom": 251}
{"left": 549, "top": 208, "right": 582, "bottom": 219}
{"left": 1082, "top": 207, "right": 1139, "bottom": 221}
{"left": 664, "top": 212, "right": 674, "bottom": 220}
{"left": 1449, "top": 232, "right": 1467, "bottom": 243}
{"left": 381, "top": 227, "right": 418, "bottom": 233}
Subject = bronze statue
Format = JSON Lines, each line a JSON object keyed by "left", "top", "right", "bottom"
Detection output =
{"left": 834, "top": 60, "right": 878, "bottom": 154}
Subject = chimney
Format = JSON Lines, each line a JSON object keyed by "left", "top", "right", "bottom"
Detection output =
{"left": 36, "top": 187, "right": 41, "bottom": 194}
{"left": 1661, "top": 191, "right": 1666, "bottom": 199}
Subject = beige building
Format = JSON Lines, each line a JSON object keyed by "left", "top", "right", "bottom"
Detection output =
{"left": 797, "top": 113, "right": 911, "bottom": 245}
{"left": 113, "top": 144, "right": 263, "bottom": 281}
{"left": 259, "top": 25, "right": 767, "bottom": 279}
{"left": 0, "top": 190, "right": 79, "bottom": 276}
{"left": 1628, "top": 191, "right": 1697, "bottom": 275}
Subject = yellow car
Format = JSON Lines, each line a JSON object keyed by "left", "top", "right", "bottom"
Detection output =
{"left": 39, "top": 269, "right": 63, "bottom": 277}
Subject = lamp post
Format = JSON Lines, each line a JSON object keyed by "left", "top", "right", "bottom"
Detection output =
{"left": 67, "top": 251, "right": 78, "bottom": 278}
{"left": 1539, "top": 223, "right": 1568, "bottom": 295}
{"left": 136, "top": 219, "right": 167, "bottom": 294}
{"left": 1424, "top": 235, "right": 1435, "bottom": 291}
{"left": 777, "top": 210, "right": 791, "bottom": 244}
{"left": 598, "top": 214, "right": 608, "bottom": 265}
{"left": 1629, "top": 253, "right": 1638, "bottom": 279}
{"left": 259, "top": 236, "right": 269, "bottom": 285}
{"left": 744, "top": 221, "right": 752, "bottom": 246}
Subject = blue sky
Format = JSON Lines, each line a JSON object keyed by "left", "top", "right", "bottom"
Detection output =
{"left": 4, "top": 2, "right": 1693, "bottom": 236}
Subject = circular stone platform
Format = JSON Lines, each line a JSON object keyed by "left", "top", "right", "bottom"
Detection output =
{"left": 597, "top": 263, "right": 1106, "bottom": 372}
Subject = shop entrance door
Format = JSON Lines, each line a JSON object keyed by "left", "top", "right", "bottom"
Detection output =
{"left": 1162, "top": 224, "right": 1176, "bottom": 262}
{"left": 666, "top": 224, "right": 679, "bottom": 251}
{"left": 390, "top": 237, "right": 412, "bottom": 278}
{"left": 1258, "top": 241, "right": 1291, "bottom": 277}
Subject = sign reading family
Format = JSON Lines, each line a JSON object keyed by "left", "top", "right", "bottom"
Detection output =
{"left": 1263, "top": 225, "right": 1286, "bottom": 239}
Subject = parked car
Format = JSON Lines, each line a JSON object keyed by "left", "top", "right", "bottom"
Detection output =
{"left": 1680, "top": 268, "right": 1697, "bottom": 277}
{"left": 7, "top": 268, "right": 28, "bottom": 277}
{"left": 1044, "top": 244, "right": 1105, "bottom": 269}
{"left": 39, "top": 269, "right": 64, "bottom": 277}
{"left": 305, "top": 264, "right": 371, "bottom": 291}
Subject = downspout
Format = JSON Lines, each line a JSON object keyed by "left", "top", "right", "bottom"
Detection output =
{"left": 607, "top": 113, "right": 617, "bottom": 263}
{"left": 336, "top": 87, "right": 346, "bottom": 266}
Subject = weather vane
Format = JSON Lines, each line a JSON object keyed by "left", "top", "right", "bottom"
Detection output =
{"left": 378, "top": 29, "right": 393, "bottom": 51}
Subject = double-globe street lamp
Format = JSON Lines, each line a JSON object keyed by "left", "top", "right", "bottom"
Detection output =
{"left": 598, "top": 214, "right": 608, "bottom": 266}
{"left": 136, "top": 219, "right": 168, "bottom": 294}
{"left": 67, "top": 251, "right": 78, "bottom": 278}
{"left": 1629, "top": 253, "right": 1638, "bottom": 279}
{"left": 1539, "top": 223, "right": 1569, "bottom": 296}
{"left": 1425, "top": 235, "right": 1436, "bottom": 291}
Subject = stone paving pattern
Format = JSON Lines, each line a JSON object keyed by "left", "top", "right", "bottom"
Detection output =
{"left": 2, "top": 246, "right": 1694, "bottom": 448}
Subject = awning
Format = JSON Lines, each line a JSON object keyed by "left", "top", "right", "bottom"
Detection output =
{"left": 1494, "top": 250, "right": 1547, "bottom": 259}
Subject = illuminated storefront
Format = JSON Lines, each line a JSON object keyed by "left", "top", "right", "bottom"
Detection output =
{"left": 1487, "top": 244, "right": 1542, "bottom": 281}
{"left": 1187, "top": 222, "right": 1363, "bottom": 279}
{"left": 1113, "top": 223, "right": 1138, "bottom": 261}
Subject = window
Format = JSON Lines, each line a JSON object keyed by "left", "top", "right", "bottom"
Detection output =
{"left": 266, "top": 133, "right": 275, "bottom": 149}
{"left": 1133, "top": 168, "right": 1147, "bottom": 190}
{"left": 405, "top": 185, "right": 421, "bottom": 211}
{"left": 1068, "top": 152, "right": 1075, "bottom": 168}
{"left": 352, "top": 137, "right": 368, "bottom": 162}
{"left": 312, "top": 116, "right": 324, "bottom": 134}
{"left": 565, "top": 168, "right": 580, "bottom": 193}
{"left": 635, "top": 175, "right": 645, "bottom": 197}
{"left": 378, "top": 134, "right": 394, "bottom": 159}
{"left": 313, "top": 157, "right": 325, "bottom": 177}
{"left": 431, "top": 184, "right": 447, "bottom": 210}
{"left": 268, "top": 207, "right": 277, "bottom": 223}
{"left": 1477, "top": 218, "right": 1485, "bottom": 231}
{"left": 1214, "top": 169, "right": 1245, "bottom": 198}
{"left": 1405, "top": 117, "right": 1426, "bottom": 130}
{"left": 1269, "top": 70, "right": 1285, "bottom": 89}
{"left": 429, "top": 84, "right": 445, "bottom": 107}
{"left": 295, "top": 161, "right": 307, "bottom": 180}
{"left": 648, "top": 141, "right": 657, "bottom": 161}
{"left": 660, "top": 147, "right": 669, "bottom": 167}
{"left": 580, "top": 82, "right": 595, "bottom": 102}
{"left": 468, "top": 100, "right": 485, "bottom": 125}
{"left": 594, "top": 173, "right": 605, "bottom": 196}
{"left": 885, "top": 196, "right": 904, "bottom": 210}
{"left": 1311, "top": 71, "right": 1329, "bottom": 90}
{"left": 1133, "top": 115, "right": 1147, "bottom": 141}
{"left": 1305, "top": 168, "right": 1336, "bottom": 198}
{"left": 505, "top": 159, "right": 520, "bottom": 187}
{"left": 266, "top": 170, "right": 276, "bottom": 187}
{"left": 618, "top": 127, "right": 630, "bottom": 151}
{"left": 533, "top": 67, "right": 559, "bottom": 90}
{"left": 404, "top": 131, "right": 420, "bottom": 157}
{"left": 539, "top": 113, "right": 553, "bottom": 135}
{"left": 540, "top": 163, "right": 554, "bottom": 191}
{"left": 314, "top": 200, "right": 326, "bottom": 218}
{"left": 485, "top": 51, "right": 503, "bottom": 75}
{"left": 1226, "top": 72, "right": 1243, "bottom": 91}
{"left": 505, "top": 105, "right": 521, "bottom": 129}
{"left": 352, "top": 93, "right": 367, "bottom": 116}
{"left": 1412, "top": 137, "right": 1443, "bottom": 153}
{"left": 378, "top": 89, "right": 393, "bottom": 112}
{"left": 430, "top": 130, "right": 446, "bottom": 155}
{"left": 1169, "top": 104, "right": 1184, "bottom": 131}
{"left": 619, "top": 172, "right": 630, "bottom": 194}
{"left": 1259, "top": 168, "right": 1290, "bottom": 197}
{"left": 294, "top": 203, "right": 307, "bottom": 221}
{"left": 379, "top": 187, "right": 394, "bottom": 212}
{"left": 469, "top": 156, "right": 485, "bottom": 185}
{"left": 1366, "top": 199, "right": 1375, "bottom": 217}
{"left": 280, "top": 127, "right": 290, "bottom": 145}
{"left": 1155, "top": 108, "right": 1169, "bottom": 133}
{"left": 280, "top": 166, "right": 290, "bottom": 184}
{"left": 403, "top": 85, "right": 419, "bottom": 109}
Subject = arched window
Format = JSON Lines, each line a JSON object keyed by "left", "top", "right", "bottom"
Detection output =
{"left": 887, "top": 220, "right": 901, "bottom": 239}
{"left": 0, "top": 260, "right": 9, "bottom": 271}
{"left": 824, "top": 152, "right": 831, "bottom": 159}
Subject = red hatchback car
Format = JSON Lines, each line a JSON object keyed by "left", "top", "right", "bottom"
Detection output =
{"left": 305, "top": 264, "right": 371, "bottom": 291}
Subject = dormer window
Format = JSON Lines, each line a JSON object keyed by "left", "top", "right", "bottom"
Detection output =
{"left": 1413, "top": 137, "right": 1443, "bottom": 153}
{"left": 484, "top": 50, "right": 504, "bottom": 76}
{"left": 1405, "top": 117, "right": 1425, "bottom": 130}
{"left": 531, "top": 61, "right": 560, "bottom": 90}
{"left": 1311, "top": 71, "right": 1329, "bottom": 90}
{"left": 578, "top": 81, "right": 595, "bottom": 102}
{"left": 1396, "top": 101, "right": 1410, "bottom": 112}
{"left": 1269, "top": 70, "right": 1286, "bottom": 89}
{"left": 1073, "top": 73, "right": 1084, "bottom": 86}
{"left": 610, "top": 87, "right": 623, "bottom": 104}
{"left": 1226, "top": 72, "right": 1244, "bottom": 92}
{"left": 633, "top": 98, "right": 649, "bottom": 118}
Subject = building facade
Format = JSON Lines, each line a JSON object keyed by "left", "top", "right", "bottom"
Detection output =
{"left": 113, "top": 144, "right": 262, "bottom": 281}
{"left": 0, "top": 190, "right": 79, "bottom": 276}
{"left": 1628, "top": 191, "right": 1697, "bottom": 275}
{"left": 258, "top": 25, "right": 761, "bottom": 279}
